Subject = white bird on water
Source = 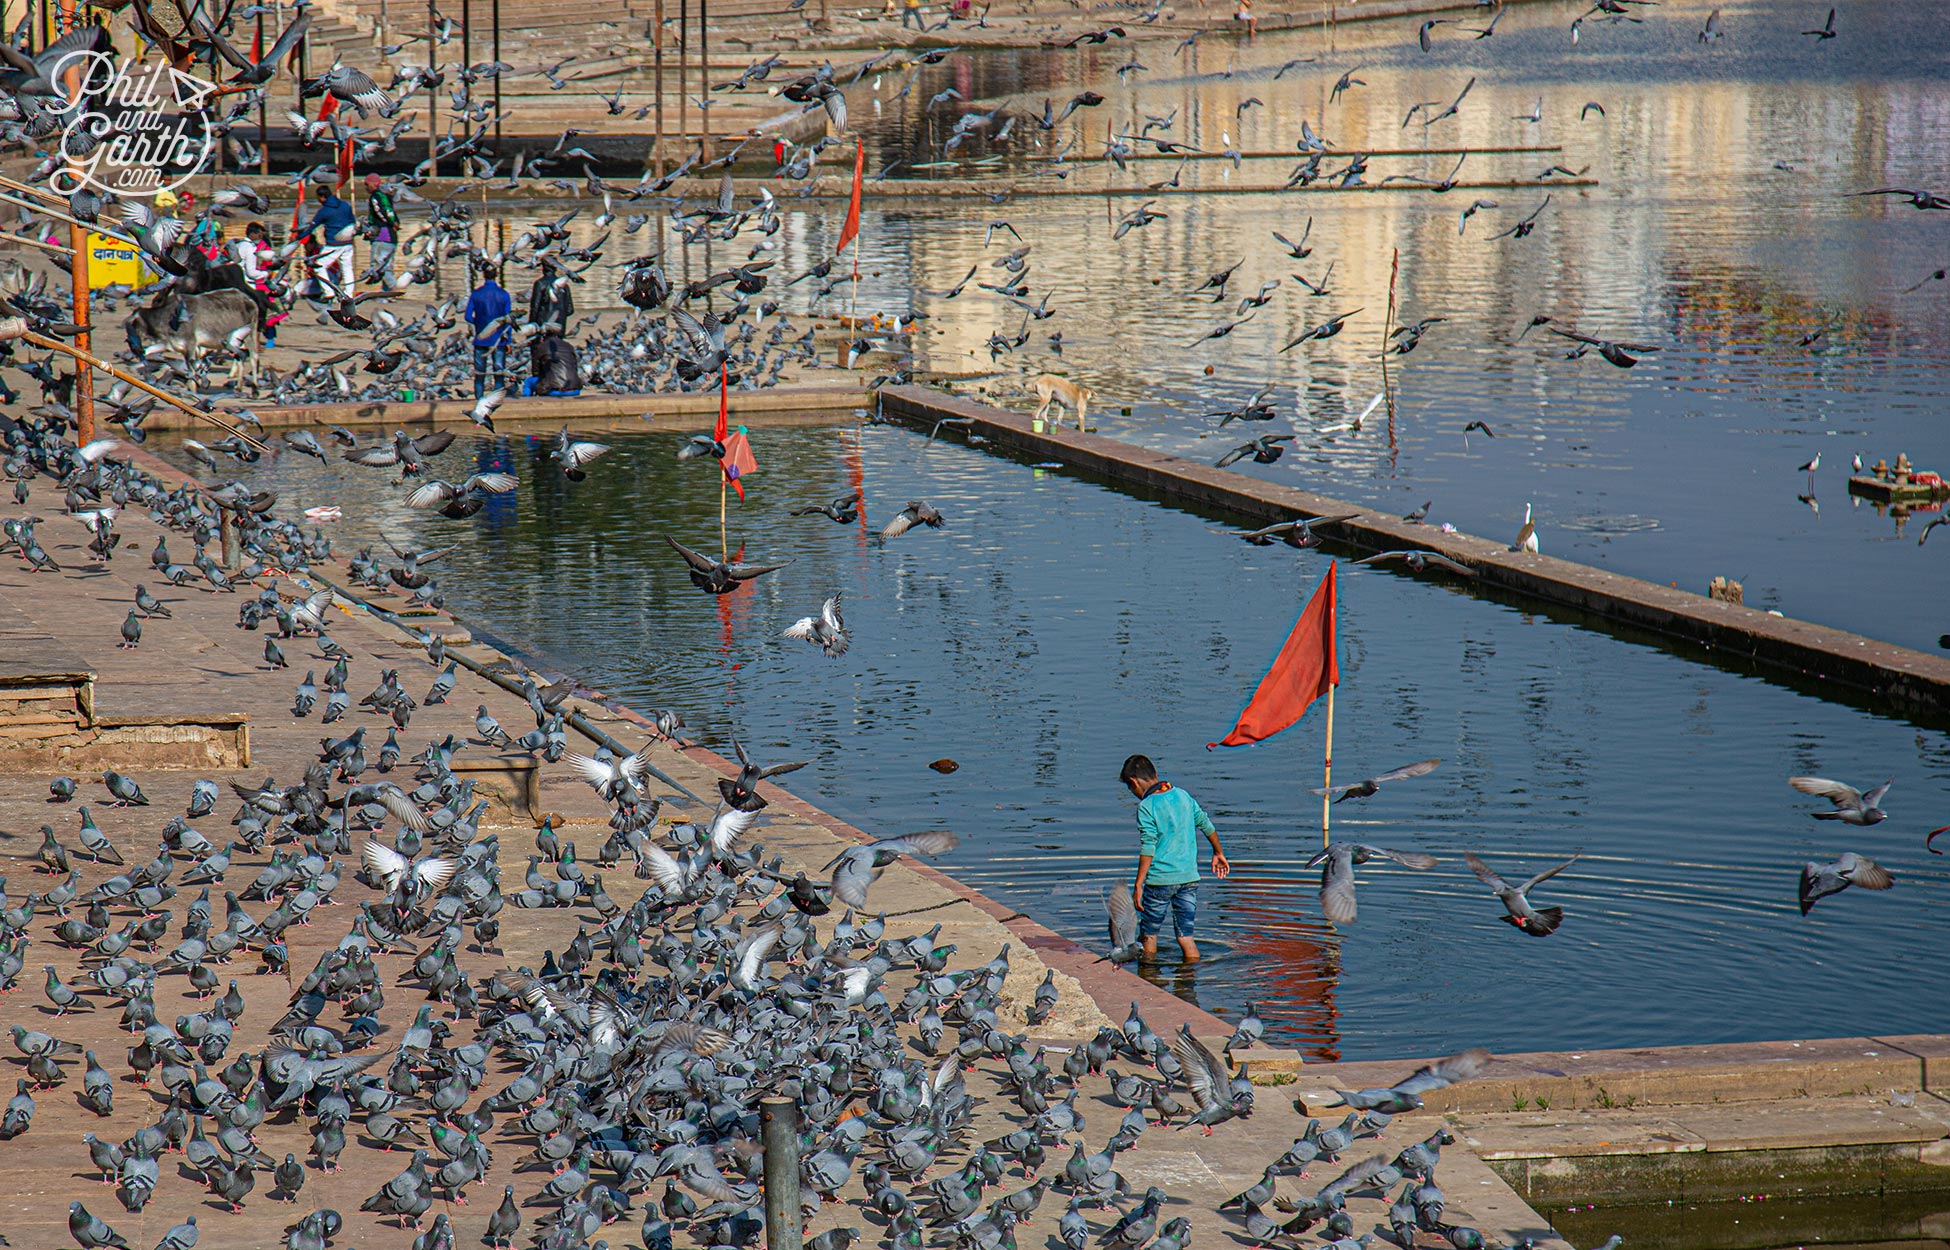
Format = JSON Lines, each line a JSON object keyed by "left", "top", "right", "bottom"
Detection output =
{"left": 1511, "top": 503, "right": 1539, "bottom": 553}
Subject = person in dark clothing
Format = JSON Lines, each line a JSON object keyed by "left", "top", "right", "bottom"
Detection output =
{"left": 527, "top": 260, "right": 572, "bottom": 331}
{"left": 363, "top": 173, "right": 400, "bottom": 275}
{"left": 465, "top": 266, "right": 512, "bottom": 399}
{"left": 300, "top": 187, "right": 356, "bottom": 299}
{"left": 522, "top": 330, "right": 582, "bottom": 397}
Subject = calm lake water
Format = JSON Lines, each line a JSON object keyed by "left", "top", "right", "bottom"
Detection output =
{"left": 149, "top": 424, "right": 1950, "bottom": 1061}
{"left": 386, "top": 0, "right": 1950, "bottom": 649}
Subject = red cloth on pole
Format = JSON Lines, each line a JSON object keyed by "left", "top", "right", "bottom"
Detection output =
{"left": 318, "top": 93, "right": 338, "bottom": 121}
{"left": 336, "top": 138, "right": 354, "bottom": 188}
{"left": 717, "top": 366, "right": 744, "bottom": 498}
{"left": 251, "top": 24, "right": 262, "bottom": 62}
{"left": 722, "top": 431, "right": 756, "bottom": 501}
{"left": 1208, "top": 561, "right": 1339, "bottom": 749}
{"left": 834, "top": 137, "right": 864, "bottom": 257}
{"left": 289, "top": 182, "right": 306, "bottom": 233}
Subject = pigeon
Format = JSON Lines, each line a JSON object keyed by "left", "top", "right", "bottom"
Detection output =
{"left": 783, "top": 595, "right": 850, "bottom": 657}
{"left": 1799, "top": 853, "right": 1893, "bottom": 914}
{"left": 1788, "top": 776, "right": 1892, "bottom": 825}
{"left": 1464, "top": 850, "right": 1581, "bottom": 936}
{"left": 880, "top": 500, "right": 946, "bottom": 541}
{"left": 1305, "top": 843, "right": 1439, "bottom": 926}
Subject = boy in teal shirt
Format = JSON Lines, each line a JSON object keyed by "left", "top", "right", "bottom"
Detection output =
{"left": 1121, "top": 753, "right": 1229, "bottom": 961}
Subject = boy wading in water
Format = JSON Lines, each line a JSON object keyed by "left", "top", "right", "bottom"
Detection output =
{"left": 1122, "top": 754, "right": 1229, "bottom": 961}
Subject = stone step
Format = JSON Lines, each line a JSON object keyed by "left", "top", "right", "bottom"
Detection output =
{"left": 1468, "top": 1092, "right": 1950, "bottom": 1206}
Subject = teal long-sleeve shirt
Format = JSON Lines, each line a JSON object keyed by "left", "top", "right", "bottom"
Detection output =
{"left": 1136, "top": 786, "right": 1215, "bottom": 886}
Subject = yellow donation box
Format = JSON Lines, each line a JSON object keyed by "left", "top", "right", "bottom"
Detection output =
{"left": 85, "top": 234, "right": 153, "bottom": 289}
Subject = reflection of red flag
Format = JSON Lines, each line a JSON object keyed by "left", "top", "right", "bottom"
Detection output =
{"left": 1209, "top": 562, "right": 1339, "bottom": 749}
{"left": 834, "top": 137, "right": 864, "bottom": 257}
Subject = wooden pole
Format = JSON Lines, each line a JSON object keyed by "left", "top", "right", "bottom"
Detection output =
{"left": 426, "top": 0, "right": 438, "bottom": 176}
{"left": 718, "top": 363, "right": 729, "bottom": 557}
{"left": 295, "top": 0, "right": 307, "bottom": 116}
{"left": 699, "top": 0, "right": 708, "bottom": 151}
{"left": 2, "top": 324, "right": 268, "bottom": 448}
{"left": 677, "top": 0, "right": 687, "bottom": 150}
{"left": 1381, "top": 246, "right": 1398, "bottom": 451}
{"left": 257, "top": 11, "right": 270, "bottom": 174}
{"left": 1320, "top": 682, "right": 1334, "bottom": 848}
{"left": 5, "top": 232, "right": 75, "bottom": 255}
{"left": 491, "top": 0, "right": 501, "bottom": 152}
{"left": 58, "top": 0, "right": 93, "bottom": 444}
{"left": 652, "top": 0, "right": 664, "bottom": 173}
{"left": 846, "top": 236, "right": 859, "bottom": 346}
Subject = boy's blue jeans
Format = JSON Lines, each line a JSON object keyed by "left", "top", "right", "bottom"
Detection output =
{"left": 1138, "top": 882, "right": 1196, "bottom": 938}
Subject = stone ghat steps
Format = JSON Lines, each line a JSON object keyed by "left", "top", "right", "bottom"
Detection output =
{"left": 0, "top": 592, "right": 248, "bottom": 772}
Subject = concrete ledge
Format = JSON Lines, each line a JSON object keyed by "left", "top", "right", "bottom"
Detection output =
{"left": 879, "top": 386, "right": 1950, "bottom": 715}
{"left": 1491, "top": 1139, "right": 1950, "bottom": 1207}
{"left": 1291, "top": 1037, "right": 1933, "bottom": 1116}
{"left": 171, "top": 384, "right": 868, "bottom": 433}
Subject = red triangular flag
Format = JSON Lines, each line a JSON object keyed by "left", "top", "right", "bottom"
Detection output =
{"left": 251, "top": 24, "right": 263, "bottom": 64}
{"left": 336, "top": 137, "right": 354, "bottom": 188}
{"left": 289, "top": 180, "right": 306, "bottom": 233}
{"left": 318, "top": 92, "right": 338, "bottom": 121}
{"left": 1209, "top": 562, "right": 1339, "bottom": 749}
{"left": 722, "top": 431, "right": 756, "bottom": 502}
{"left": 834, "top": 136, "right": 864, "bottom": 257}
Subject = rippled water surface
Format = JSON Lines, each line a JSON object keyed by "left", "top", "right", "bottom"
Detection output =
{"left": 400, "top": 0, "right": 1950, "bottom": 645}
{"left": 150, "top": 424, "right": 1950, "bottom": 1060}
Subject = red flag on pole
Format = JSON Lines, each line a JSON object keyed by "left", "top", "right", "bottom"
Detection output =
{"left": 834, "top": 136, "right": 864, "bottom": 258}
{"left": 717, "top": 365, "right": 747, "bottom": 498}
{"left": 289, "top": 181, "right": 307, "bottom": 234}
{"left": 251, "top": 24, "right": 263, "bottom": 63}
{"left": 722, "top": 430, "right": 756, "bottom": 501}
{"left": 715, "top": 364, "right": 729, "bottom": 443}
{"left": 317, "top": 93, "right": 338, "bottom": 121}
{"left": 336, "top": 137, "right": 354, "bottom": 188}
{"left": 1208, "top": 562, "right": 1339, "bottom": 749}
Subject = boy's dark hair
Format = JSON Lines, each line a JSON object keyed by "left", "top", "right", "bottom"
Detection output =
{"left": 245, "top": 223, "right": 265, "bottom": 238}
{"left": 479, "top": 265, "right": 499, "bottom": 283}
{"left": 1119, "top": 754, "right": 1157, "bottom": 785}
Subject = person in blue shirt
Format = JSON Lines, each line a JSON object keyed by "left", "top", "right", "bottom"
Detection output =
{"left": 466, "top": 265, "right": 511, "bottom": 398}
{"left": 1122, "top": 753, "right": 1228, "bottom": 961}
{"left": 300, "top": 186, "right": 357, "bottom": 300}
